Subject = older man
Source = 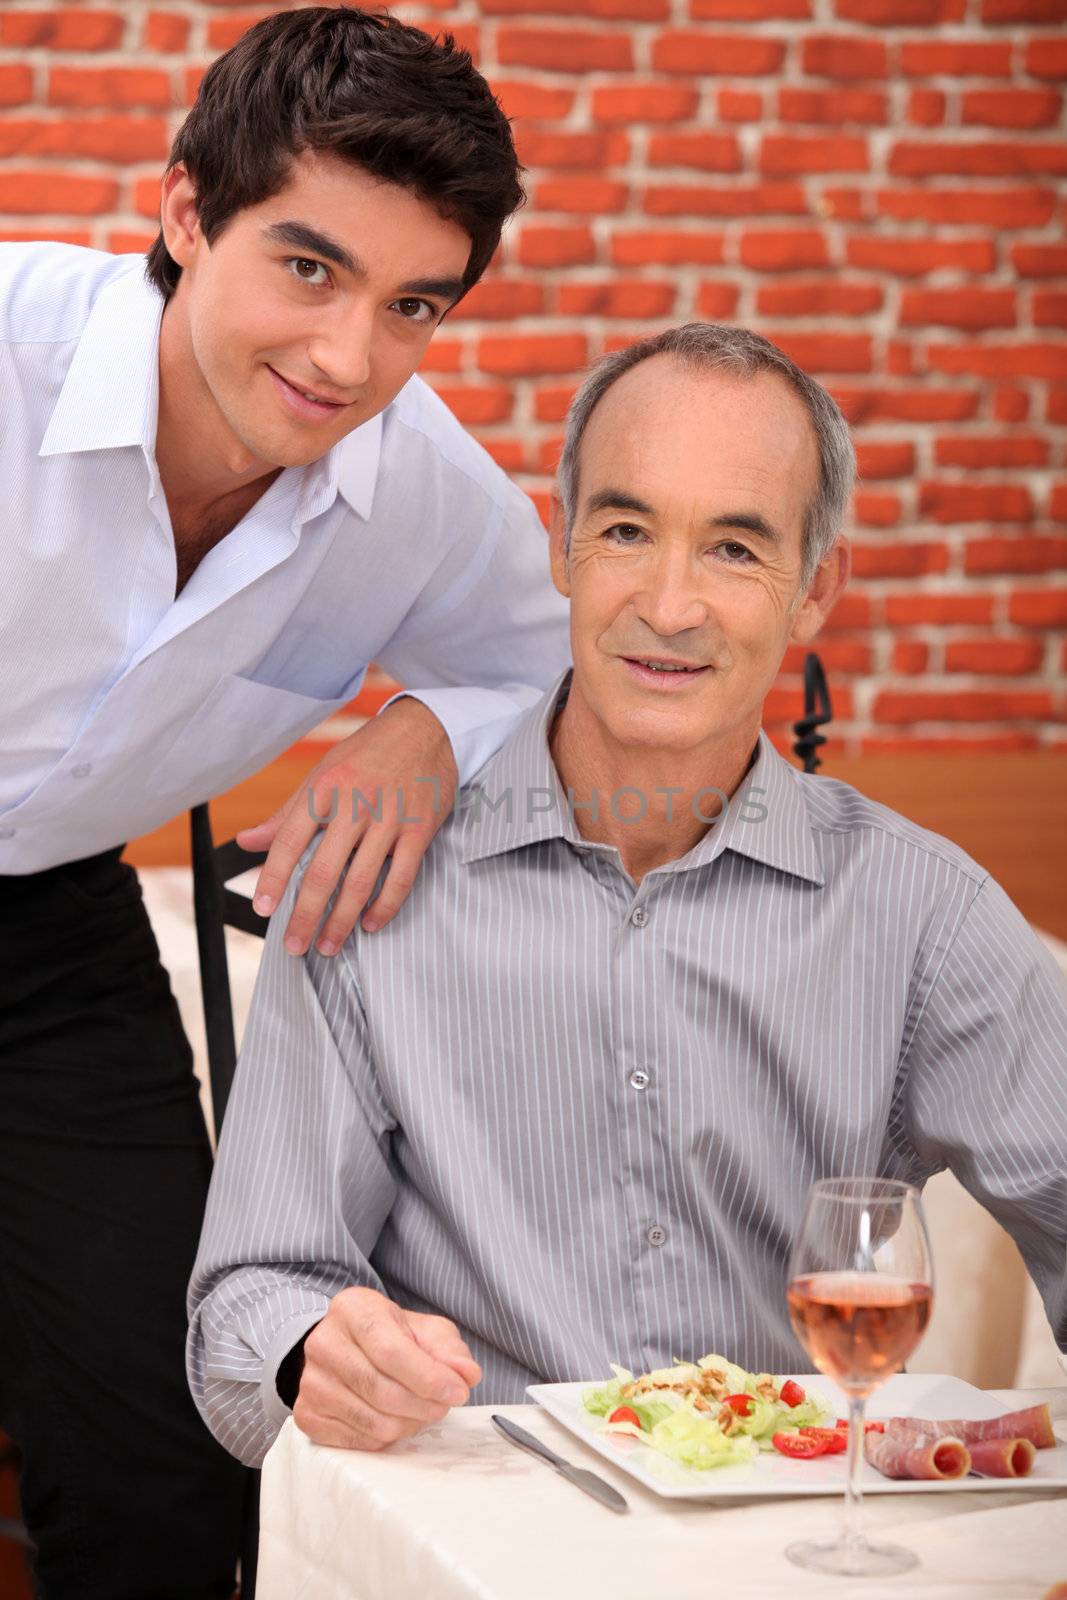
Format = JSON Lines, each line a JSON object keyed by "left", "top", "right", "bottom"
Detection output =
{"left": 189, "top": 324, "right": 1067, "bottom": 1466}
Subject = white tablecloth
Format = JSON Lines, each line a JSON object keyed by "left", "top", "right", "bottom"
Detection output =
{"left": 257, "top": 1390, "right": 1067, "bottom": 1600}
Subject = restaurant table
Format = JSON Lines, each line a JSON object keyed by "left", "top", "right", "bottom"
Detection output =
{"left": 257, "top": 1387, "right": 1067, "bottom": 1600}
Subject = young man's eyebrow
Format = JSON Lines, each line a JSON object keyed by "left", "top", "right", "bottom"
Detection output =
{"left": 399, "top": 275, "right": 467, "bottom": 304}
{"left": 261, "top": 221, "right": 465, "bottom": 304}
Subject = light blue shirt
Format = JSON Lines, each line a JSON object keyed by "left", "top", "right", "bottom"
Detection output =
{"left": 0, "top": 242, "right": 570, "bottom": 872}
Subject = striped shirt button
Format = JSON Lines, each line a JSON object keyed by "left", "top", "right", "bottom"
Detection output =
{"left": 646, "top": 1225, "right": 667, "bottom": 1247}
{"left": 629, "top": 1068, "right": 651, "bottom": 1090}
{"left": 630, "top": 906, "right": 648, "bottom": 927}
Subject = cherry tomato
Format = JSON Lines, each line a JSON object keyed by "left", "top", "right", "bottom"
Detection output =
{"left": 779, "top": 1380, "right": 806, "bottom": 1408}
{"left": 723, "top": 1393, "right": 754, "bottom": 1417}
{"left": 608, "top": 1406, "right": 641, "bottom": 1429}
{"left": 799, "top": 1427, "right": 847, "bottom": 1454}
{"left": 835, "top": 1418, "right": 885, "bottom": 1434}
{"left": 773, "top": 1431, "right": 827, "bottom": 1458}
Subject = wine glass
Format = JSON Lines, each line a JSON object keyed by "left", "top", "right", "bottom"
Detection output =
{"left": 785, "top": 1177, "right": 934, "bottom": 1577}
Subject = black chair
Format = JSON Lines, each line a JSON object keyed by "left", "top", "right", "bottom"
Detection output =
{"left": 190, "top": 803, "right": 270, "bottom": 1600}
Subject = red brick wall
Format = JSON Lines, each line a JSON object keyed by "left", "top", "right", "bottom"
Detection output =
{"left": 2, "top": 0, "right": 1065, "bottom": 752}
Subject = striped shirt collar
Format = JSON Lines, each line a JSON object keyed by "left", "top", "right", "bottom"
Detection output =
{"left": 459, "top": 669, "right": 825, "bottom": 885}
{"left": 37, "top": 256, "right": 383, "bottom": 521}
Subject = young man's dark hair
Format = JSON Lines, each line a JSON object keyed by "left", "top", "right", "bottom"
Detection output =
{"left": 146, "top": 5, "right": 522, "bottom": 302}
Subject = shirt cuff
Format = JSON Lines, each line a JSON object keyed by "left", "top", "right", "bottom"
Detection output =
{"left": 259, "top": 1305, "right": 331, "bottom": 1435}
{"left": 379, "top": 685, "right": 542, "bottom": 787}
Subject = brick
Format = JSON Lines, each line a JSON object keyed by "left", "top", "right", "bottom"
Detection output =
{"left": 0, "top": 9, "right": 125, "bottom": 49}
{"left": 962, "top": 89, "right": 1062, "bottom": 129}
{"left": 0, "top": 171, "right": 121, "bottom": 215}
{"left": 478, "top": 334, "right": 587, "bottom": 376}
{"left": 182, "top": 66, "right": 209, "bottom": 105}
{"left": 778, "top": 88, "right": 887, "bottom": 124}
{"left": 0, "top": 116, "right": 169, "bottom": 164}
{"left": 1023, "top": 37, "right": 1067, "bottom": 78}
{"left": 994, "top": 385, "right": 1030, "bottom": 422}
{"left": 899, "top": 41, "right": 1012, "bottom": 76}
{"left": 1053, "top": 483, "right": 1067, "bottom": 519}
{"left": 984, "top": 0, "right": 1067, "bottom": 17}
{"left": 1049, "top": 387, "right": 1067, "bottom": 424}
{"left": 692, "top": 0, "right": 811, "bottom": 12}
{"left": 853, "top": 492, "right": 902, "bottom": 526}
{"left": 206, "top": 13, "right": 277, "bottom": 51}
{"left": 590, "top": 85, "right": 697, "bottom": 124}
{"left": 537, "top": 435, "right": 564, "bottom": 474}
{"left": 877, "top": 187, "right": 1055, "bottom": 226}
{"left": 836, "top": 0, "right": 964, "bottom": 16}
{"left": 767, "top": 332, "right": 873, "bottom": 372}
{"left": 1012, "top": 243, "right": 1067, "bottom": 277}
{"left": 965, "top": 536, "right": 1067, "bottom": 573}
{"left": 756, "top": 280, "right": 882, "bottom": 316}
{"left": 1009, "top": 589, "right": 1067, "bottom": 625}
{"left": 0, "top": 65, "right": 33, "bottom": 108}
{"left": 1034, "top": 291, "right": 1067, "bottom": 328}
{"left": 482, "top": 0, "right": 667, "bottom": 13}
{"left": 821, "top": 187, "right": 868, "bottom": 221}
{"left": 714, "top": 90, "right": 759, "bottom": 121}
{"left": 918, "top": 481, "right": 1034, "bottom": 522}
{"left": 836, "top": 387, "right": 980, "bottom": 423}
{"left": 428, "top": 385, "right": 514, "bottom": 425}
{"left": 133, "top": 175, "right": 161, "bottom": 218}
{"left": 558, "top": 280, "right": 676, "bottom": 317}
{"left": 782, "top": 640, "right": 872, "bottom": 673}
{"left": 889, "top": 141, "right": 1067, "bottom": 179}
{"left": 0, "top": 227, "right": 91, "bottom": 245}
{"left": 536, "top": 177, "right": 629, "bottom": 213}
{"left": 534, "top": 384, "right": 578, "bottom": 423}
{"left": 418, "top": 340, "right": 464, "bottom": 374}
{"left": 928, "top": 341, "right": 1067, "bottom": 379}
{"left": 648, "top": 133, "right": 742, "bottom": 173}
{"left": 48, "top": 67, "right": 172, "bottom": 110}
{"left": 107, "top": 229, "right": 156, "bottom": 254}
{"left": 885, "top": 593, "right": 994, "bottom": 624}
{"left": 144, "top": 11, "right": 191, "bottom": 51}
{"left": 517, "top": 226, "right": 596, "bottom": 267}
{"left": 851, "top": 542, "right": 949, "bottom": 577}
{"left": 491, "top": 81, "right": 575, "bottom": 120}
{"left": 945, "top": 638, "right": 1045, "bottom": 674}
{"left": 846, "top": 236, "right": 994, "bottom": 275}
{"left": 651, "top": 32, "right": 785, "bottom": 75}
{"left": 861, "top": 733, "right": 1041, "bottom": 752}
{"left": 695, "top": 281, "right": 742, "bottom": 317}
{"left": 907, "top": 89, "right": 947, "bottom": 126}
{"left": 450, "top": 281, "right": 545, "bottom": 320}
{"left": 900, "top": 288, "right": 1017, "bottom": 330}
{"left": 611, "top": 229, "right": 725, "bottom": 265}
{"left": 765, "top": 683, "right": 855, "bottom": 722}
{"left": 824, "top": 592, "right": 874, "bottom": 630}
{"left": 761, "top": 135, "right": 869, "bottom": 174}
{"left": 517, "top": 131, "right": 628, "bottom": 170}
{"left": 739, "top": 229, "right": 830, "bottom": 271}
{"left": 936, "top": 435, "right": 1048, "bottom": 468}
{"left": 890, "top": 640, "right": 930, "bottom": 674}
{"left": 873, "top": 690, "right": 1053, "bottom": 722}
{"left": 498, "top": 27, "right": 632, "bottom": 72}
{"left": 802, "top": 36, "right": 887, "bottom": 78}
{"left": 855, "top": 442, "right": 916, "bottom": 478}
{"left": 484, "top": 439, "right": 528, "bottom": 473}
{"left": 644, "top": 182, "right": 808, "bottom": 216}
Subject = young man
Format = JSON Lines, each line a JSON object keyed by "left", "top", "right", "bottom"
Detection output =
{"left": 0, "top": 9, "right": 567, "bottom": 1596}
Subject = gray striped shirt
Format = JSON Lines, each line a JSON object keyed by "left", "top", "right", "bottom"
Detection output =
{"left": 188, "top": 672, "right": 1067, "bottom": 1466}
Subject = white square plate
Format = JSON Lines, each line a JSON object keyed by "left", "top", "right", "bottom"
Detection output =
{"left": 527, "top": 1374, "right": 1067, "bottom": 1499}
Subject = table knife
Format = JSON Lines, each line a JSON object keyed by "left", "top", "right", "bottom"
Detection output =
{"left": 490, "top": 1414, "right": 629, "bottom": 1514}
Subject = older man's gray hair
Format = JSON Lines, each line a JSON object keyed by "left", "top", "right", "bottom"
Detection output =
{"left": 557, "top": 323, "right": 856, "bottom": 591}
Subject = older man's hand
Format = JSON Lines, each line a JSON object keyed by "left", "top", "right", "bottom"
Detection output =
{"left": 236, "top": 696, "right": 458, "bottom": 953}
{"left": 292, "top": 1286, "right": 482, "bottom": 1452}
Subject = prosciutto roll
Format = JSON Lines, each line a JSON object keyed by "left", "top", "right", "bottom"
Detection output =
{"left": 886, "top": 1404, "right": 1056, "bottom": 1450}
{"left": 967, "top": 1437, "right": 1036, "bottom": 1478}
{"left": 865, "top": 1427, "right": 970, "bottom": 1480}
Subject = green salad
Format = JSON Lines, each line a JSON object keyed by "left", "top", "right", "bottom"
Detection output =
{"left": 582, "top": 1354, "right": 829, "bottom": 1472}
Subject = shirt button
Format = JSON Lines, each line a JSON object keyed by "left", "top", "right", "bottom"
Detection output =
{"left": 629, "top": 1068, "right": 651, "bottom": 1091}
{"left": 630, "top": 906, "right": 648, "bottom": 927}
{"left": 71, "top": 762, "right": 92, "bottom": 778}
{"left": 0, "top": 826, "right": 14, "bottom": 840}
{"left": 646, "top": 1224, "right": 667, "bottom": 1247}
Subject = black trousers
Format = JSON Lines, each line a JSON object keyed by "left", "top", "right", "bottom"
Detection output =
{"left": 0, "top": 848, "right": 244, "bottom": 1598}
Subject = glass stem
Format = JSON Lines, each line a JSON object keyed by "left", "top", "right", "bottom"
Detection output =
{"left": 843, "top": 1393, "right": 868, "bottom": 1555}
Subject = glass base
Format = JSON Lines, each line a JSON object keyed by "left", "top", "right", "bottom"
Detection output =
{"left": 786, "top": 1537, "right": 919, "bottom": 1577}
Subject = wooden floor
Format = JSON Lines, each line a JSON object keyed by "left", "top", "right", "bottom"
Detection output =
{"left": 127, "top": 742, "right": 1067, "bottom": 941}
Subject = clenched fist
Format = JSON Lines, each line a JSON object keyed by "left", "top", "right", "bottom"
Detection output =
{"left": 293, "top": 1286, "right": 482, "bottom": 1452}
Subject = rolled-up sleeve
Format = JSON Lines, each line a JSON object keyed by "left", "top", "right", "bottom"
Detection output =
{"left": 899, "top": 875, "right": 1067, "bottom": 1354}
{"left": 187, "top": 863, "right": 397, "bottom": 1466}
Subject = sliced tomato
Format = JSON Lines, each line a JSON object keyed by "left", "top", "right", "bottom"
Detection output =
{"left": 799, "top": 1426, "right": 847, "bottom": 1454}
{"left": 773, "top": 1430, "right": 827, "bottom": 1459}
{"left": 608, "top": 1405, "right": 641, "bottom": 1429}
{"left": 723, "top": 1393, "right": 753, "bottom": 1417}
{"left": 779, "top": 1380, "right": 806, "bottom": 1408}
{"left": 834, "top": 1418, "right": 885, "bottom": 1434}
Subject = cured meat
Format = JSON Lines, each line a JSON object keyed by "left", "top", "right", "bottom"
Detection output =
{"left": 865, "top": 1427, "right": 970, "bottom": 1480}
{"left": 886, "top": 1404, "right": 1056, "bottom": 1450}
{"left": 967, "top": 1437, "right": 1036, "bottom": 1478}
